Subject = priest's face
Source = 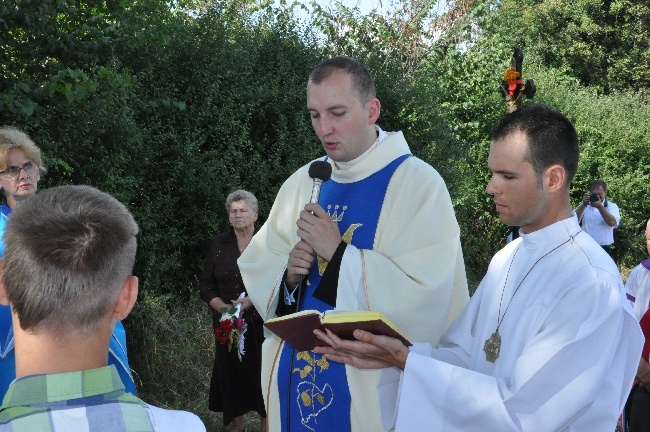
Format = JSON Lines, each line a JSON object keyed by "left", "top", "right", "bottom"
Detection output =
{"left": 645, "top": 225, "right": 650, "bottom": 256}
{"left": 486, "top": 130, "right": 553, "bottom": 234}
{"left": 307, "top": 70, "right": 380, "bottom": 162}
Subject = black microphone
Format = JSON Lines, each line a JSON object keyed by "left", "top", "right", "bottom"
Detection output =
{"left": 308, "top": 160, "right": 332, "bottom": 205}
{"left": 294, "top": 161, "right": 331, "bottom": 308}
{"left": 278, "top": 161, "right": 332, "bottom": 318}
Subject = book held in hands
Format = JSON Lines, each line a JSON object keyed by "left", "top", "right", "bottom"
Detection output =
{"left": 264, "top": 309, "right": 411, "bottom": 352}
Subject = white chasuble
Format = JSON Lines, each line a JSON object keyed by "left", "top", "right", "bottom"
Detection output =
{"left": 239, "top": 131, "right": 469, "bottom": 432}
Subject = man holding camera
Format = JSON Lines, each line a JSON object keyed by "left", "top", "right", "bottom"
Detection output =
{"left": 576, "top": 179, "right": 620, "bottom": 260}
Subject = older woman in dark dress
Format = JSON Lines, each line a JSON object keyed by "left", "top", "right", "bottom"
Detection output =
{"left": 199, "top": 190, "right": 266, "bottom": 432}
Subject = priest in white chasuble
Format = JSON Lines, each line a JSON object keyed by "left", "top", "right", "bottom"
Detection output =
{"left": 315, "top": 103, "right": 644, "bottom": 432}
{"left": 238, "top": 56, "right": 469, "bottom": 432}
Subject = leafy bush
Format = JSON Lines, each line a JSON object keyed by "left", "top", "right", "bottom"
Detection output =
{"left": 126, "top": 290, "right": 229, "bottom": 431}
{"left": 554, "top": 87, "right": 650, "bottom": 266}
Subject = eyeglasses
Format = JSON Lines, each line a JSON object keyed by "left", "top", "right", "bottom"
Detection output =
{"left": 0, "top": 162, "right": 39, "bottom": 179}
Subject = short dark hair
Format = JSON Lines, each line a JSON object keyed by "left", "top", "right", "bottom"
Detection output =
{"left": 308, "top": 56, "right": 376, "bottom": 104}
{"left": 491, "top": 103, "right": 579, "bottom": 187}
{"left": 590, "top": 179, "right": 607, "bottom": 192}
{"left": 3, "top": 185, "right": 138, "bottom": 333}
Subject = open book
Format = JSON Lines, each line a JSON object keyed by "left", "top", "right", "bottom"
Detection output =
{"left": 264, "top": 310, "right": 411, "bottom": 352}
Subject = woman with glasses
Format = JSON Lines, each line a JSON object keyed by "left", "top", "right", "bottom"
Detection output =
{"left": 0, "top": 128, "right": 45, "bottom": 258}
{"left": 0, "top": 126, "right": 137, "bottom": 399}
{"left": 199, "top": 190, "right": 267, "bottom": 432}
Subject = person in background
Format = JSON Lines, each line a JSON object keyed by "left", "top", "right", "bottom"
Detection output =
{"left": 0, "top": 185, "right": 205, "bottom": 431}
{"left": 199, "top": 190, "right": 266, "bottom": 432}
{"left": 623, "top": 218, "right": 650, "bottom": 432}
{"left": 238, "top": 56, "right": 468, "bottom": 432}
{"left": 0, "top": 126, "right": 136, "bottom": 398}
{"left": 314, "top": 103, "right": 642, "bottom": 432}
{"left": 576, "top": 179, "right": 620, "bottom": 261}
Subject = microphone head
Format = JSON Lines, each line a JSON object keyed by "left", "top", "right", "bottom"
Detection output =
{"left": 308, "top": 161, "right": 332, "bottom": 182}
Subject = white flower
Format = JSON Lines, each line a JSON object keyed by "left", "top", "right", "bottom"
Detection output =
{"left": 238, "top": 326, "right": 247, "bottom": 358}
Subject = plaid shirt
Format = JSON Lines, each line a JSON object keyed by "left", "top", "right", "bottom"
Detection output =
{"left": 0, "top": 366, "right": 155, "bottom": 431}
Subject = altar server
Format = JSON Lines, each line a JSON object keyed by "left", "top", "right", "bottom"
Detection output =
{"left": 315, "top": 103, "right": 643, "bottom": 432}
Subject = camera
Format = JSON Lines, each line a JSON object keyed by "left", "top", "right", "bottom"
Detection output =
{"left": 590, "top": 193, "right": 601, "bottom": 202}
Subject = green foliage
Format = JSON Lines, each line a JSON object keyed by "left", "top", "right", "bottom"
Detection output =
{"left": 126, "top": 290, "right": 222, "bottom": 430}
{"left": 127, "top": 290, "right": 264, "bottom": 431}
{"left": 0, "top": 0, "right": 167, "bottom": 118}
{"left": 550, "top": 87, "right": 650, "bottom": 265}
{"left": 412, "top": 0, "right": 650, "bottom": 275}
{"left": 482, "top": 0, "right": 650, "bottom": 93}
{"left": 119, "top": 6, "right": 322, "bottom": 293}
{"left": 2, "top": 0, "right": 323, "bottom": 295}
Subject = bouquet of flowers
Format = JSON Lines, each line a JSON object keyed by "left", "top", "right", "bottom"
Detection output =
{"left": 215, "top": 294, "right": 248, "bottom": 361}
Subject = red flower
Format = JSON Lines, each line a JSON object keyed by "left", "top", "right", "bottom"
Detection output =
{"left": 214, "top": 328, "right": 229, "bottom": 344}
{"left": 214, "top": 313, "right": 248, "bottom": 361}
{"left": 220, "top": 319, "right": 234, "bottom": 333}
{"left": 508, "top": 81, "right": 519, "bottom": 96}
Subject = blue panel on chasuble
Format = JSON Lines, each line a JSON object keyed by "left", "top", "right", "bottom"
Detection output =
{"left": 277, "top": 154, "right": 410, "bottom": 431}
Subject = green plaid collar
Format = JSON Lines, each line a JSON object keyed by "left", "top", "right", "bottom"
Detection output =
{"left": 2, "top": 366, "right": 126, "bottom": 408}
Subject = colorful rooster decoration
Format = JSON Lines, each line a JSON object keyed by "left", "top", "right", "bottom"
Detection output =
{"left": 500, "top": 48, "right": 536, "bottom": 112}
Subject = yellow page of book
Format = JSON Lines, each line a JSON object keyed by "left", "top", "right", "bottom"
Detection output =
{"left": 322, "top": 310, "right": 407, "bottom": 339}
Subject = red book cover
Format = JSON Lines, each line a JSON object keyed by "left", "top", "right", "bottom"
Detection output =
{"left": 264, "top": 310, "right": 411, "bottom": 352}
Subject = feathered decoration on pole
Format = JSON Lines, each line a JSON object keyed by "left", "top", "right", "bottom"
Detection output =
{"left": 500, "top": 48, "right": 536, "bottom": 112}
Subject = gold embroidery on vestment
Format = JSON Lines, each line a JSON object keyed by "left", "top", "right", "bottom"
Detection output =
{"left": 317, "top": 204, "right": 363, "bottom": 275}
{"left": 293, "top": 350, "right": 333, "bottom": 429}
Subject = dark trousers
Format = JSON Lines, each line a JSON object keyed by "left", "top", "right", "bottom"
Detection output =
{"left": 625, "top": 385, "right": 650, "bottom": 432}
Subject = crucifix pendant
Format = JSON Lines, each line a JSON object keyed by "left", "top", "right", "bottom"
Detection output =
{"left": 483, "top": 330, "right": 501, "bottom": 363}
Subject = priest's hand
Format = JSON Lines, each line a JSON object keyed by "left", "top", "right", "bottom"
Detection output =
{"left": 286, "top": 240, "right": 315, "bottom": 287}
{"left": 296, "top": 203, "right": 341, "bottom": 262}
{"left": 313, "top": 328, "right": 409, "bottom": 370}
{"left": 636, "top": 358, "right": 650, "bottom": 388}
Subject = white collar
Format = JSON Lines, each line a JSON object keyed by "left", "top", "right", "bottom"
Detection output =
{"left": 333, "top": 125, "right": 387, "bottom": 169}
{"left": 519, "top": 215, "right": 582, "bottom": 250}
